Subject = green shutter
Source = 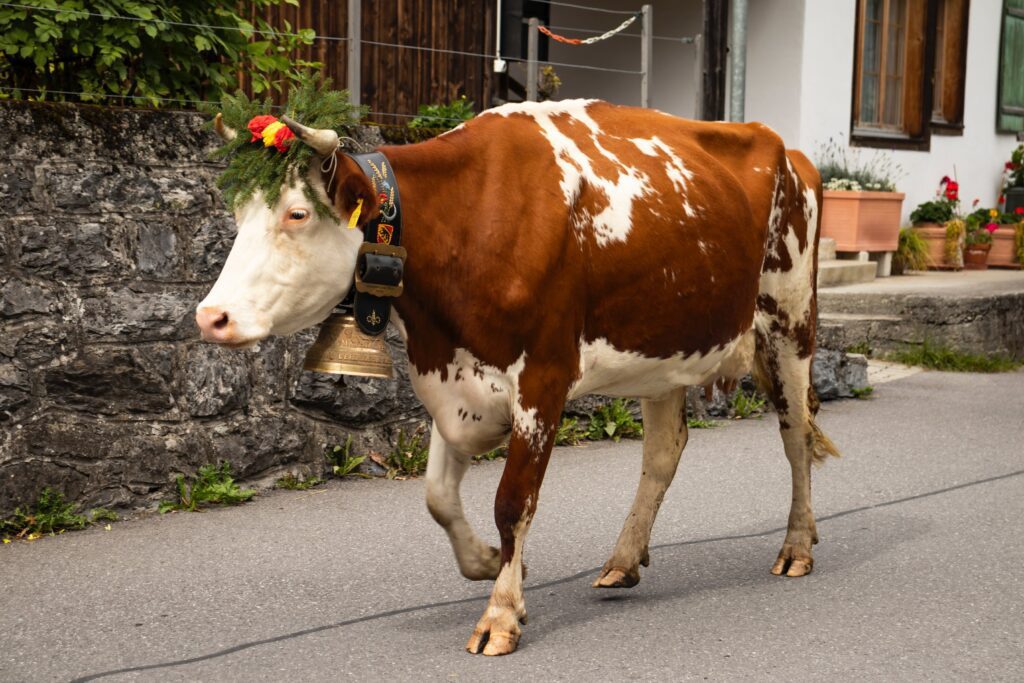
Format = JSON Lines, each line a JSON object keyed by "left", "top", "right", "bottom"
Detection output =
{"left": 998, "top": 0, "right": 1024, "bottom": 132}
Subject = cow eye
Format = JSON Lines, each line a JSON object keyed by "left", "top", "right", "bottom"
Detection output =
{"left": 287, "top": 209, "right": 309, "bottom": 222}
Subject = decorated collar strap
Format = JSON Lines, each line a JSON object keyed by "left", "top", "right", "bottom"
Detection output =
{"left": 346, "top": 152, "right": 406, "bottom": 337}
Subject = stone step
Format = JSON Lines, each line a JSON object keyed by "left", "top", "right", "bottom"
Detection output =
{"left": 819, "top": 237, "right": 837, "bottom": 261}
{"left": 817, "top": 259, "right": 877, "bottom": 288}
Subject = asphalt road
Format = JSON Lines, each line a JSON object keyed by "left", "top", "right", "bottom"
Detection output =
{"left": 2, "top": 369, "right": 1023, "bottom": 682}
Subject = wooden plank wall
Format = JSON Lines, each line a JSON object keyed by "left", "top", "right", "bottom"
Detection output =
{"left": 240, "top": 0, "right": 496, "bottom": 127}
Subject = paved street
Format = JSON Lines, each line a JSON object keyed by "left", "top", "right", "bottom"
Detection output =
{"left": 2, "top": 369, "right": 1023, "bottom": 682}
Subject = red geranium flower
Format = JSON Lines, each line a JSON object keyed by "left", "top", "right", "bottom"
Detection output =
{"left": 247, "top": 115, "right": 278, "bottom": 142}
{"left": 985, "top": 223, "right": 999, "bottom": 234}
{"left": 944, "top": 180, "right": 959, "bottom": 201}
{"left": 1007, "top": 161, "right": 1018, "bottom": 171}
{"left": 1015, "top": 207, "right": 1024, "bottom": 215}
{"left": 272, "top": 124, "right": 294, "bottom": 152}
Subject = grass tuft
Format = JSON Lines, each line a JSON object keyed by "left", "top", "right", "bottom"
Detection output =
{"left": 851, "top": 386, "right": 874, "bottom": 400}
{"left": 1, "top": 488, "right": 88, "bottom": 540}
{"left": 159, "top": 462, "right": 255, "bottom": 514}
{"left": 386, "top": 425, "right": 430, "bottom": 479}
{"left": 555, "top": 416, "right": 587, "bottom": 446}
{"left": 326, "top": 436, "right": 371, "bottom": 478}
{"left": 275, "top": 474, "right": 325, "bottom": 491}
{"left": 730, "top": 390, "right": 767, "bottom": 419}
{"left": 887, "top": 341, "right": 1022, "bottom": 373}
{"left": 586, "top": 400, "right": 644, "bottom": 442}
{"left": 687, "top": 418, "right": 720, "bottom": 429}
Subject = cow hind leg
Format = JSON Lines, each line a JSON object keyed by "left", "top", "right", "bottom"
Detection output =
{"left": 753, "top": 334, "right": 840, "bottom": 578}
{"left": 425, "top": 422, "right": 502, "bottom": 581}
{"left": 593, "top": 387, "right": 688, "bottom": 588}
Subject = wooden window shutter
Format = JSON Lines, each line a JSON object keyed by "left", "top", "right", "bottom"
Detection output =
{"left": 998, "top": 0, "right": 1024, "bottom": 132}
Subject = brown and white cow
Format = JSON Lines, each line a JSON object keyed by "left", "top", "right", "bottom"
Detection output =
{"left": 197, "top": 100, "right": 838, "bottom": 656}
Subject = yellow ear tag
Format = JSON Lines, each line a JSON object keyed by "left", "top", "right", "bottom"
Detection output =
{"left": 347, "top": 198, "right": 363, "bottom": 229}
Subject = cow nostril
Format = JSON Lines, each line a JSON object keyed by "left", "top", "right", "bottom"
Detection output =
{"left": 212, "top": 312, "right": 229, "bottom": 330}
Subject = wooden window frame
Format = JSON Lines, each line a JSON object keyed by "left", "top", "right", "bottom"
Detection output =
{"left": 851, "top": 0, "right": 938, "bottom": 151}
{"left": 996, "top": 0, "right": 1024, "bottom": 133}
{"left": 931, "top": 0, "right": 970, "bottom": 136}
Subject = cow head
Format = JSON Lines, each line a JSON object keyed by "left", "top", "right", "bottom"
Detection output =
{"left": 196, "top": 116, "right": 378, "bottom": 347}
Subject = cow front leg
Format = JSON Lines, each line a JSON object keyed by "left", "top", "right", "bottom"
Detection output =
{"left": 425, "top": 422, "right": 501, "bottom": 580}
{"left": 466, "top": 394, "right": 561, "bottom": 656}
{"left": 594, "top": 387, "right": 688, "bottom": 588}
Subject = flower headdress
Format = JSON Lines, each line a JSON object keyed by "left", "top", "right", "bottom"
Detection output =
{"left": 209, "top": 76, "right": 365, "bottom": 218}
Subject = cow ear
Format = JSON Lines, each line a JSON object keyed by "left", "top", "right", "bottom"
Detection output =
{"left": 332, "top": 154, "right": 379, "bottom": 228}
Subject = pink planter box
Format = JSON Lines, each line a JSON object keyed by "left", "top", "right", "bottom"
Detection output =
{"left": 821, "top": 190, "right": 905, "bottom": 252}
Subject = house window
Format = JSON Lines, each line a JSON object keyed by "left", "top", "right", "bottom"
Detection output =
{"left": 857, "top": 0, "right": 909, "bottom": 130}
{"left": 998, "top": 0, "right": 1024, "bottom": 133}
{"left": 932, "top": 0, "right": 969, "bottom": 134}
{"left": 852, "top": 0, "right": 968, "bottom": 148}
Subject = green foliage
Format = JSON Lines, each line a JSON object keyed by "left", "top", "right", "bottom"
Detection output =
{"left": 910, "top": 199, "right": 956, "bottom": 225}
{"left": 686, "top": 418, "right": 720, "bottom": 429}
{"left": 158, "top": 462, "right": 255, "bottom": 513}
{"left": 408, "top": 95, "right": 475, "bottom": 131}
{"left": 730, "top": 390, "right": 767, "bottom": 419}
{"left": 554, "top": 416, "right": 587, "bottom": 446}
{"left": 275, "top": 474, "right": 324, "bottom": 490}
{"left": 586, "top": 400, "right": 644, "bottom": 442}
{"left": 210, "top": 75, "right": 365, "bottom": 218}
{"left": 474, "top": 447, "right": 506, "bottom": 462}
{"left": 815, "top": 137, "right": 900, "bottom": 191}
{"left": 1, "top": 488, "right": 88, "bottom": 539}
{"left": 326, "top": 436, "right": 369, "bottom": 478}
{"left": 894, "top": 227, "right": 932, "bottom": 272}
{"left": 887, "top": 340, "right": 1022, "bottom": 373}
{"left": 851, "top": 386, "right": 874, "bottom": 400}
{"left": 88, "top": 507, "right": 119, "bottom": 523}
{"left": 1006, "top": 144, "right": 1024, "bottom": 189}
{"left": 0, "top": 1, "right": 319, "bottom": 106}
{"left": 846, "top": 341, "right": 873, "bottom": 356}
{"left": 386, "top": 425, "right": 430, "bottom": 478}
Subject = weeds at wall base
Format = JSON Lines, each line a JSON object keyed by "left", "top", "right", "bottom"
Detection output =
{"left": 887, "top": 341, "right": 1023, "bottom": 373}
{"left": 1, "top": 489, "right": 119, "bottom": 542}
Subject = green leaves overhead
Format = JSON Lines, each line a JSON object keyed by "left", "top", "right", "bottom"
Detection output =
{"left": 0, "top": 1, "right": 320, "bottom": 106}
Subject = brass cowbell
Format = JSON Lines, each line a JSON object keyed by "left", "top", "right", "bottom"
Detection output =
{"left": 302, "top": 313, "right": 394, "bottom": 379}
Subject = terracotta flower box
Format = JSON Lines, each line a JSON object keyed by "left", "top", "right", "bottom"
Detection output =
{"left": 821, "top": 190, "right": 905, "bottom": 252}
{"left": 912, "top": 223, "right": 965, "bottom": 270}
{"left": 988, "top": 226, "right": 1022, "bottom": 269}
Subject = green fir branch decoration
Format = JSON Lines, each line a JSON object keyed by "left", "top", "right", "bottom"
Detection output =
{"left": 206, "top": 75, "right": 367, "bottom": 219}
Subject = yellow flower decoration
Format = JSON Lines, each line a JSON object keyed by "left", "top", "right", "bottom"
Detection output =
{"left": 989, "top": 209, "right": 999, "bottom": 219}
{"left": 262, "top": 121, "right": 287, "bottom": 148}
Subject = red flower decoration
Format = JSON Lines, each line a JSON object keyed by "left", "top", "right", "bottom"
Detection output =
{"left": 272, "top": 124, "right": 294, "bottom": 152}
{"left": 985, "top": 223, "right": 999, "bottom": 234}
{"left": 1007, "top": 161, "right": 1016, "bottom": 171}
{"left": 999, "top": 195, "right": 1006, "bottom": 204}
{"left": 944, "top": 180, "right": 959, "bottom": 202}
{"left": 1015, "top": 207, "right": 1024, "bottom": 215}
{"left": 247, "top": 115, "right": 278, "bottom": 142}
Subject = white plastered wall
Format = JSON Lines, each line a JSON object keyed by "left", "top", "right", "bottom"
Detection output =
{"left": 745, "top": 0, "right": 1018, "bottom": 221}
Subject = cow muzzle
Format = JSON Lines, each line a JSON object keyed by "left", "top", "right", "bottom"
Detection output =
{"left": 195, "top": 305, "right": 261, "bottom": 348}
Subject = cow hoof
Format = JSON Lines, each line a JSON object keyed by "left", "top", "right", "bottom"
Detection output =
{"left": 771, "top": 545, "right": 814, "bottom": 577}
{"left": 466, "top": 618, "right": 522, "bottom": 656}
{"left": 592, "top": 566, "right": 640, "bottom": 588}
{"left": 460, "top": 546, "right": 502, "bottom": 581}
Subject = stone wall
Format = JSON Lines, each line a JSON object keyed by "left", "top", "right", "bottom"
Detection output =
{"left": 0, "top": 101, "right": 425, "bottom": 515}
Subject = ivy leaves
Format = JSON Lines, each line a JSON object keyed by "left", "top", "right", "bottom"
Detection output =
{"left": 0, "top": 1, "right": 320, "bottom": 106}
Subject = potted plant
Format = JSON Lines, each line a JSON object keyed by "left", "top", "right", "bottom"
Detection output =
{"left": 962, "top": 209, "right": 998, "bottom": 270}
{"left": 891, "top": 227, "right": 931, "bottom": 275}
{"left": 910, "top": 177, "right": 962, "bottom": 269}
{"left": 816, "top": 138, "right": 904, "bottom": 253}
{"left": 1003, "top": 144, "right": 1024, "bottom": 214}
{"left": 987, "top": 206, "right": 1024, "bottom": 269}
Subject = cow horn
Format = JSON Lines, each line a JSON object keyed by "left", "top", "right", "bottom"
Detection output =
{"left": 213, "top": 113, "right": 237, "bottom": 141}
{"left": 281, "top": 115, "right": 340, "bottom": 156}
